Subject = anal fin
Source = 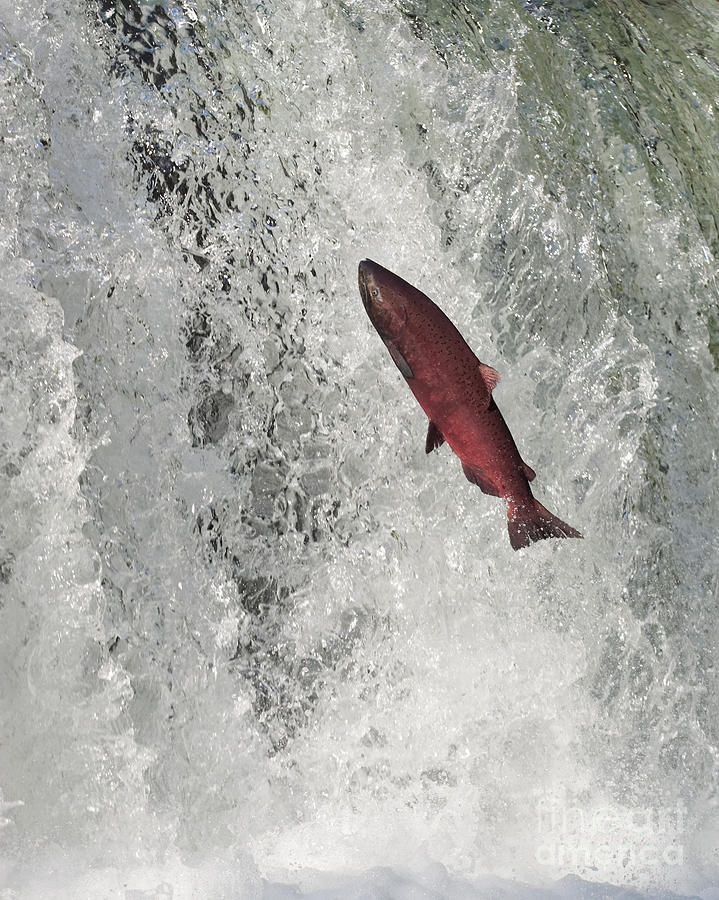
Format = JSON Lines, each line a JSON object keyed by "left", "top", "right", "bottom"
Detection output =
{"left": 426, "top": 421, "right": 445, "bottom": 454}
{"left": 522, "top": 461, "right": 536, "bottom": 482}
{"left": 462, "top": 462, "right": 500, "bottom": 496}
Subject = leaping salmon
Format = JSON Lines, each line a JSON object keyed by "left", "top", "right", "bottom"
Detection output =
{"left": 358, "top": 259, "right": 582, "bottom": 550}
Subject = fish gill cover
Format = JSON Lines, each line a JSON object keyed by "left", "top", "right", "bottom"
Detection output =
{"left": 0, "top": 0, "right": 718, "bottom": 897}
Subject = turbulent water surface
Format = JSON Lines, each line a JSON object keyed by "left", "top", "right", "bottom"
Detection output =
{"left": 2, "top": 0, "right": 719, "bottom": 896}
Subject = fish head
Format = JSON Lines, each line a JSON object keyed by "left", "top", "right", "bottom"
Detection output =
{"left": 358, "top": 259, "right": 409, "bottom": 342}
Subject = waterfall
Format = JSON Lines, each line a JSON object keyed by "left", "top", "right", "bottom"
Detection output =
{"left": 1, "top": 0, "right": 718, "bottom": 896}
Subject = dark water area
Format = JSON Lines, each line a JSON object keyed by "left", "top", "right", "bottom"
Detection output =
{"left": 1, "top": 0, "right": 719, "bottom": 896}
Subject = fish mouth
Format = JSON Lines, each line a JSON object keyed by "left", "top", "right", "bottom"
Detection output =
{"left": 358, "top": 258, "right": 409, "bottom": 340}
{"left": 358, "top": 259, "right": 380, "bottom": 311}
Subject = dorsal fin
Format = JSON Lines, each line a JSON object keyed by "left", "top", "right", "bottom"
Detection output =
{"left": 479, "top": 362, "right": 501, "bottom": 394}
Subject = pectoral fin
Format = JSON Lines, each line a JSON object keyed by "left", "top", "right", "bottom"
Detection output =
{"left": 384, "top": 339, "right": 413, "bottom": 379}
{"left": 462, "top": 462, "right": 501, "bottom": 496}
{"left": 425, "top": 421, "right": 445, "bottom": 454}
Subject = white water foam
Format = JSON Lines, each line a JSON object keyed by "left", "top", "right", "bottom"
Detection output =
{"left": 2, "top": 0, "right": 719, "bottom": 897}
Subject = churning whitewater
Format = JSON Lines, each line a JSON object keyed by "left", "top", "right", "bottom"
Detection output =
{"left": 1, "top": 0, "right": 719, "bottom": 898}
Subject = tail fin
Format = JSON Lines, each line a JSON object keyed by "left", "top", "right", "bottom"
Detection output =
{"left": 507, "top": 497, "right": 582, "bottom": 551}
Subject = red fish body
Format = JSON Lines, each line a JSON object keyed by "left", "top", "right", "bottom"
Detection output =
{"left": 358, "top": 259, "right": 582, "bottom": 550}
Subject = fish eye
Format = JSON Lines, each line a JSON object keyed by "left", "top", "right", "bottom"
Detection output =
{"left": 370, "top": 288, "right": 379, "bottom": 300}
